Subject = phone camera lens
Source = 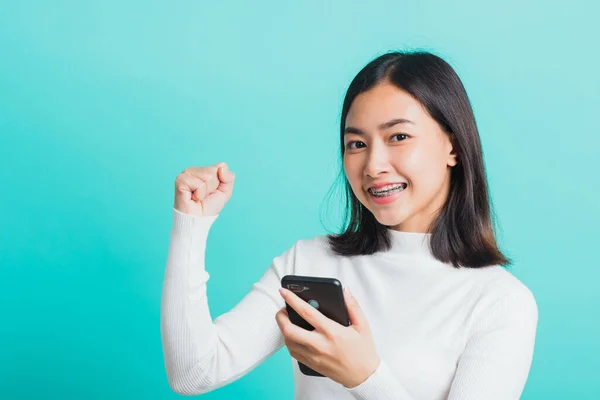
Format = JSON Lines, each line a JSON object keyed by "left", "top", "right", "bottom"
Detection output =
{"left": 288, "top": 284, "right": 303, "bottom": 292}
{"left": 307, "top": 299, "right": 319, "bottom": 309}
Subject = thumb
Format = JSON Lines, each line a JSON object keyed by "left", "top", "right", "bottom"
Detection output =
{"left": 344, "top": 287, "right": 368, "bottom": 331}
{"left": 215, "top": 162, "right": 235, "bottom": 191}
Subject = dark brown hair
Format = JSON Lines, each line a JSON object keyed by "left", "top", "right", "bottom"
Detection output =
{"left": 321, "top": 50, "right": 510, "bottom": 269}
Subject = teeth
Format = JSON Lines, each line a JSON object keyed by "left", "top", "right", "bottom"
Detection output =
{"left": 369, "top": 183, "right": 406, "bottom": 195}
{"left": 374, "top": 184, "right": 402, "bottom": 191}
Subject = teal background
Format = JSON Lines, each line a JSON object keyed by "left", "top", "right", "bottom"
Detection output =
{"left": 1, "top": 1, "right": 598, "bottom": 399}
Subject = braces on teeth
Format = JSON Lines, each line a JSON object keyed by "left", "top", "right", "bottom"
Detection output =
{"left": 369, "top": 184, "right": 406, "bottom": 196}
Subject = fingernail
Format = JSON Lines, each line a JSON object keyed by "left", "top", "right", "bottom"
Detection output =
{"left": 279, "top": 288, "right": 287, "bottom": 297}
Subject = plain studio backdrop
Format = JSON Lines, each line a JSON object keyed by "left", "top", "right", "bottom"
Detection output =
{"left": 1, "top": 1, "right": 598, "bottom": 399}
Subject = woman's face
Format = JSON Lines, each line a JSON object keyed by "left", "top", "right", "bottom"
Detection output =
{"left": 343, "top": 81, "right": 458, "bottom": 233}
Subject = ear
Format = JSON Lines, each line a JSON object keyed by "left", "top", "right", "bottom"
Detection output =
{"left": 447, "top": 134, "right": 459, "bottom": 167}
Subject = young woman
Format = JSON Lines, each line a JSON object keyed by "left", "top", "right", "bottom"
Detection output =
{"left": 161, "top": 51, "right": 538, "bottom": 400}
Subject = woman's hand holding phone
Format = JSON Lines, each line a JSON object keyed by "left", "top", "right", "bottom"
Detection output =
{"left": 275, "top": 286, "right": 380, "bottom": 389}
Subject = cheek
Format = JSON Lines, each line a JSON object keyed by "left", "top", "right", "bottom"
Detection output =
{"left": 403, "top": 147, "right": 447, "bottom": 193}
{"left": 343, "top": 158, "right": 365, "bottom": 193}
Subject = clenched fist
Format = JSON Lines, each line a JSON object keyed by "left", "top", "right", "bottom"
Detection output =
{"left": 173, "top": 162, "right": 235, "bottom": 217}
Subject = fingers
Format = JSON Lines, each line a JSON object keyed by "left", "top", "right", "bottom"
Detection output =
{"left": 279, "top": 288, "right": 333, "bottom": 332}
{"left": 193, "top": 167, "right": 221, "bottom": 193}
{"left": 343, "top": 287, "right": 364, "bottom": 330}
{"left": 275, "top": 306, "right": 320, "bottom": 349}
{"left": 176, "top": 166, "right": 220, "bottom": 197}
{"left": 288, "top": 344, "right": 312, "bottom": 366}
{"left": 175, "top": 172, "right": 204, "bottom": 201}
{"left": 175, "top": 171, "right": 211, "bottom": 201}
{"left": 276, "top": 307, "right": 325, "bottom": 373}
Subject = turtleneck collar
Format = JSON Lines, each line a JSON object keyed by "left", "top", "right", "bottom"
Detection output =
{"left": 385, "top": 228, "right": 433, "bottom": 256}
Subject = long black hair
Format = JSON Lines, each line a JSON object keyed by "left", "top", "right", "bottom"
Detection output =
{"left": 322, "top": 50, "right": 510, "bottom": 269}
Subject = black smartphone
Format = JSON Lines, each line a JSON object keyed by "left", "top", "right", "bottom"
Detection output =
{"left": 280, "top": 274, "right": 350, "bottom": 377}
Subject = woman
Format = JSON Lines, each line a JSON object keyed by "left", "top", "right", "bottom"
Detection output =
{"left": 161, "top": 50, "right": 538, "bottom": 400}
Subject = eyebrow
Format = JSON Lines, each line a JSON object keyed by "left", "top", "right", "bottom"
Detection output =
{"left": 343, "top": 118, "right": 415, "bottom": 135}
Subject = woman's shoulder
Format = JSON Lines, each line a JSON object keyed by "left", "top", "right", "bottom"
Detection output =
{"left": 282, "top": 234, "right": 340, "bottom": 264}
{"left": 464, "top": 264, "right": 537, "bottom": 313}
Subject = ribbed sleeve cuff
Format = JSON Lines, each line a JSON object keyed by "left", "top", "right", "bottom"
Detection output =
{"left": 346, "top": 359, "right": 413, "bottom": 400}
{"left": 171, "top": 207, "right": 219, "bottom": 238}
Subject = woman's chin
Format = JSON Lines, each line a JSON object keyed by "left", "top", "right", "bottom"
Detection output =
{"left": 371, "top": 209, "right": 410, "bottom": 228}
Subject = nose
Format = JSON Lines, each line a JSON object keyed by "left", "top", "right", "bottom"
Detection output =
{"left": 363, "top": 142, "right": 391, "bottom": 178}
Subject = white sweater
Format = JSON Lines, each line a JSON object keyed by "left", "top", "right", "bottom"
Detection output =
{"left": 160, "top": 208, "right": 538, "bottom": 399}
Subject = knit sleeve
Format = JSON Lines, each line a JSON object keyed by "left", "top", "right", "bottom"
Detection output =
{"left": 346, "top": 287, "right": 538, "bottom": 400}
{"left": 160, "top": 207, "right": 293, "bottom": 395}
{"left": 345, "top": 357, "right": 415, "bottom": 400}
{"left": 446, "top": 288, "right": 539, "bottom": 399}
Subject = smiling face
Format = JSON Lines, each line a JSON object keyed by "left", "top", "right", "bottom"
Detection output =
{"left": 343, "top": 81, "right": 458, "bottom": 233}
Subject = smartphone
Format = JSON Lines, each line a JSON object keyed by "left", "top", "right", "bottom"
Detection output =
{"left": 280, "top": 274, "right": 350, "bottom": 377}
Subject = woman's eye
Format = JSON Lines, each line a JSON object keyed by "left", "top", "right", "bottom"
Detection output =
{"left": 391, "top": 133, "right": 408, "bottom": 141}
{"left": 346, "top": 141, "right": 365, "bottom": 150}
{"left": 346, "top": 134, "right": 408, "bottom": 150}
